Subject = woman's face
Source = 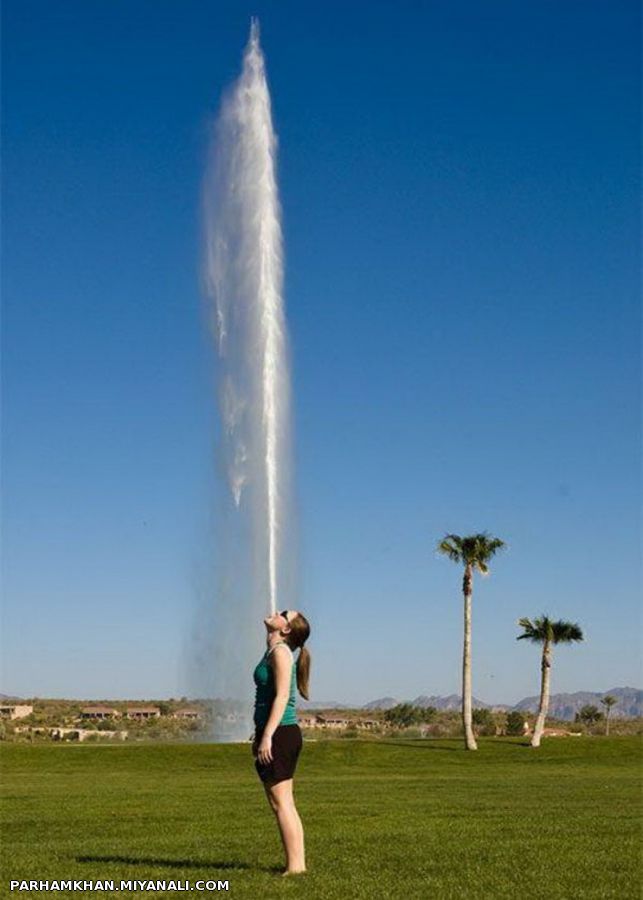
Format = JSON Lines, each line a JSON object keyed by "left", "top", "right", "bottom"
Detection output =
{"left": 264, "top": 609, "right": 296, "bottom": 632}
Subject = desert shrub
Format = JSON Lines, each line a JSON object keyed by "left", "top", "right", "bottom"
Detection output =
{"left": 385, "top": 704, "right": 436, "bottom": 728}
{"left": 506, "top": 711, "right": 526, "bottom": 736}
{"left": 472, "top": 708, "right": 495, "bottom": 736}
{"left": 576, "top": 705, "right": 603, "bottom": 726}
{"left": 424, "top": 720, "right": 457, "bottom": 738}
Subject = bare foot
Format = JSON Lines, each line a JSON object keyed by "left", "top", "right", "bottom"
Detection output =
{"left": 281, "top": 869, "right": 307, "bottom": 876}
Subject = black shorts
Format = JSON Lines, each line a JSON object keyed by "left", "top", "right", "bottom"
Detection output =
{"left": 253, "top": 724, "right": 303, "bottom": 785}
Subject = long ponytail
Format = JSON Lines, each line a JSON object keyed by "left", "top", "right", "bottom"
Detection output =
{"left": 296, "top": 646, "right": 311, "bottom": 700}
{"left": 286, "top": 612, "right": 311, "bottom": 700}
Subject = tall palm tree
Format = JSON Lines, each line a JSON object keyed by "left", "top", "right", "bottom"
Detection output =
{"left": 601, "top": 695, "right": 617, "bottom": 736}
{"left": 517, "top": 616, "right": 584, "bottom": 747}
{"left": 437, "top": 533, "right": 505, "bottom": 750}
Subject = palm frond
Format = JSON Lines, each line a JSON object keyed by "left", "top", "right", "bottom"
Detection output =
{"left": 517, "top": 614, "right": 584, "bottom": 645}
{"left": 516, "top": 617, "right": 541, "bottom": 642}
{"left": 476, "top": 533, "right": 506, "bottom": 561}
{"left": 551, "top": 620, "right": 584, "bottom": 644}
{"left": 469, "top": 533, "right": 505, "bottom": 565}
{"left": 436, "top": 534, "right": 463, "bottom": 563}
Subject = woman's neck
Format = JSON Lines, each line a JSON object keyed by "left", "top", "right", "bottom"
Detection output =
{"left": 267, "top": 631, "right": 288, "bottom": 650}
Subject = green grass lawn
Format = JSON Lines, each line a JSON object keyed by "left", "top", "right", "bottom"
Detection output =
{"left": 1, "top": 736, "right": 640, "bottom": 899}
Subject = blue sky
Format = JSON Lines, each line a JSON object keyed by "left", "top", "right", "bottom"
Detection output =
{"left": 2, "top": 1, "right": 640, "bottom": 705}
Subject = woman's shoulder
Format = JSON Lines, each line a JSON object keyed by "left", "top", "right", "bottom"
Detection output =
{"left": 268, "top": 642, "right": 294, "bottom": 663}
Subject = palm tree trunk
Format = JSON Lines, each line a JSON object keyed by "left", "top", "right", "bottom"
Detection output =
{"left": 605, "top": 709, "right": 610, "bottom": 737}
{"left": 531, "top": 641, "right": 552, "bottom": 748}
{"left": 462, "top": 564, "right": 477, "bottom": 750}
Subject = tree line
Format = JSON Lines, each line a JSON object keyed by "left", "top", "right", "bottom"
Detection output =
{"left": 383, "top": 704, "right": 528, "bottom": 736}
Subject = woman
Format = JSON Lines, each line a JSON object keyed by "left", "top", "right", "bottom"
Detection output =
{"left": 252, "top": 608, "right": 311, "bottom": 876}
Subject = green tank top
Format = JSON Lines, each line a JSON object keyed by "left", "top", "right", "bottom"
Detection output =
{"left": 253, "top": 642, "right": 298, "bottom": 728}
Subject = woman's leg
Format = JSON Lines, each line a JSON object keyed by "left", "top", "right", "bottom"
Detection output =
{"left": 263, "top": 779, "right": 306, "bottom": 873}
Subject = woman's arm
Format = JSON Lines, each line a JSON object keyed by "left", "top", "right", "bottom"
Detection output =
{"left": 256, "top": 646, "right": 292, "bottom": 764}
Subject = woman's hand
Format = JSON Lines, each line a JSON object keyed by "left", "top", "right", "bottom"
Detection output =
{"left": 257, "top": 733, "right": 273, "bottom": 766}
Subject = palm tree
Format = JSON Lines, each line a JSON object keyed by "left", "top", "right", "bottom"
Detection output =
{"left": 437, "top": 533, "right": 505, "bottom": 750}
{"left": 517, "top": 616, "right": 584, "bottom": 747}
{"left": 576, "top": 704, "right": 602, "bottom": 727}
{"left": 601, "top": 695, "right": 617, "bottom": 736}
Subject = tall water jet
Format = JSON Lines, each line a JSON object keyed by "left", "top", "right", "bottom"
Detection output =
{"left": 201, "top": 20, "right": 295, "bottom": 736}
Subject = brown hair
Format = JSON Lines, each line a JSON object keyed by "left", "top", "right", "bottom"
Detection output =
{"left": 285, "top": 612, "right": 311, "bottom": 700}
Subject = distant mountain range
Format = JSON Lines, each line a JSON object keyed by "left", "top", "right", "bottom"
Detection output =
{"left": 362, "top": 687, "right": 642, "bottom": 720}
{"left": 363, "top": 695, "right": 500, "bottom": 711}
{"left": 511, "top": 687, "right": 642, "bottom": 720}
{"left": 362, "top": 697, "right": 399, "bottom": 710}
{"left": 364, "top": 694, "right": 495, "bottom": 711}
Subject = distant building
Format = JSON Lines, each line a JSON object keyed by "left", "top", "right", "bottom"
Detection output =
{"left": 126, "top": 707, "right": 161, "bottom": 720}
{"left": 314, "top": 715, "right": 352, "bottom": 730}
{"left": 80, "top": 706, "right": 121, "bottom": 719}
{"left": 0, "top": 704, "right": 33, "bottom": 720}
{"left": 172, "top": 708, "right": 203, "bottom": 720}
{"left": 299, "top": 714, "right": 381, "bottom": 730}
{"left": 298, "top": 715, "right": 319, "bottom": 728}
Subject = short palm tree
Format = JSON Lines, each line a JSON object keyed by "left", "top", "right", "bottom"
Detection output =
{"left": 517, "top": 615, "right": 584, "bottom": 747}
{"left": 601, "top": 695, "right": 617, "bottom": 736}
{"left": 437, "top": 533, "right": 505, "bottom": 750}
